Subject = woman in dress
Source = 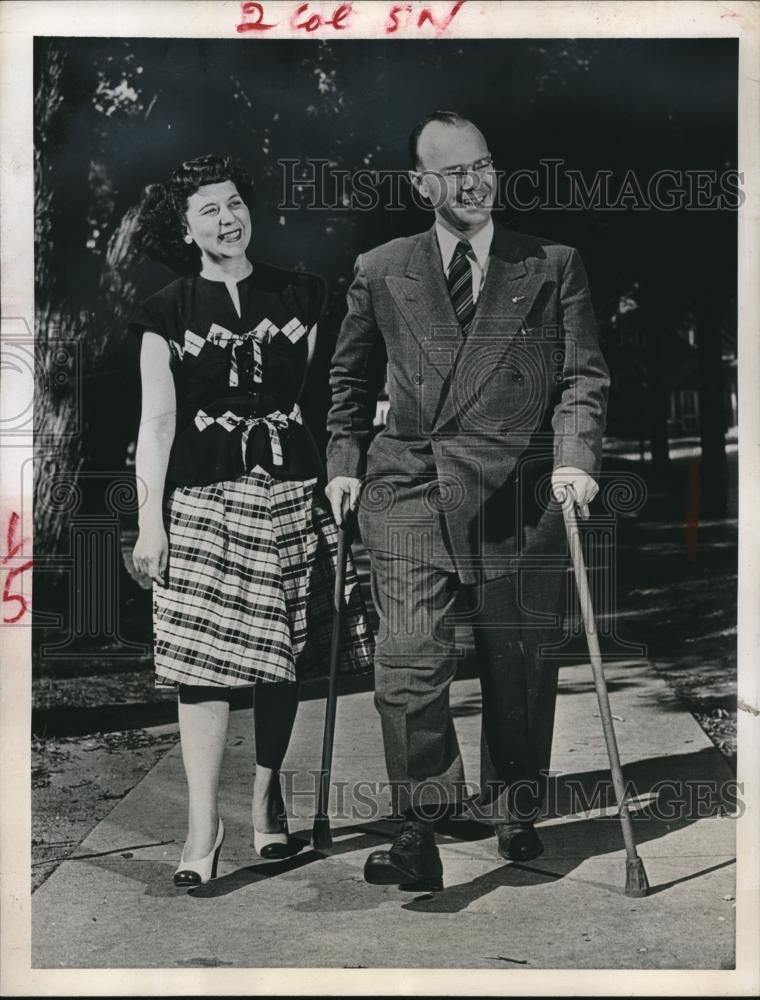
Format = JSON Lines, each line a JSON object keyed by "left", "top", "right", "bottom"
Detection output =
{"left": 130, "top": 154, "right": 372, "bottom": 886}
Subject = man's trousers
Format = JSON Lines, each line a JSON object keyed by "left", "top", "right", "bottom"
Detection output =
{"left": 368, "top": 514, "right": 568, "bottom": 825}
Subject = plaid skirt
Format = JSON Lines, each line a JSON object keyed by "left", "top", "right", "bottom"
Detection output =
{"left": 153, "top": 468, "right": 374, "bottom": 687}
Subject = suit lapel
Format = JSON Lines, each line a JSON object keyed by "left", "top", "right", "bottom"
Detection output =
{"left": 383, "top": 223, "right": 547, "bottom": 427}
{"left": 385, "top": 227, "right": 462, "bottom": 382}
{"left": 433, "top": 223, "right": 547, "bottom": 431}
{"left": 471, "top": 222, "right": 546, "bottom": 337}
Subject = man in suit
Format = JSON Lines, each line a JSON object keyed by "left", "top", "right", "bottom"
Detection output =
{"left": 325, "top": 111, "right": 609, "bottom": 890}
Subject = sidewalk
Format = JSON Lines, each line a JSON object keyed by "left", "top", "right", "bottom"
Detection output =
{"left": 32, "top": 657, "right": 736, "bottom": 970}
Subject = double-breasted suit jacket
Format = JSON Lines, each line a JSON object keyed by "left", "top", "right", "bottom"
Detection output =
{"left": 327, "top": 223, "right": 609, "bottom": 583}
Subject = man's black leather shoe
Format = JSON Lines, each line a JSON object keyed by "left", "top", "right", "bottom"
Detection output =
{"left": 364, "top": 820, "right": 443, "bottom": 891}
{"left": 496, "top": 822, "right": 544, "bottom": 862}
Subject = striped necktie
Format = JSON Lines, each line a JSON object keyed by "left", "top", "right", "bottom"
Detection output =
{"left": 447, "top": 240, "right": 476, "bottom": 336}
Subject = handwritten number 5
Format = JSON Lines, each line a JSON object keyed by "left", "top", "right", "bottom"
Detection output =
{"left": 3, "top": 562, "right": 33, "bottom": 624}
{"left": 3, "top": 513, "right": 33, "bottom": 624}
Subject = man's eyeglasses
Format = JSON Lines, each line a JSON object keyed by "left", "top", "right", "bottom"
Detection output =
{"left": 439, "top": 154, "right": 494, "bottom": 180}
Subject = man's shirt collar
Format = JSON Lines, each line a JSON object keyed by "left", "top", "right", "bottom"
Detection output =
{"left": 435, "top": 217, "right": 494, "bottom": 273}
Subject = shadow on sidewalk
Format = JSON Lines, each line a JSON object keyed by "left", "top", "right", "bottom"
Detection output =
{"left": 400, "top": 853, "right": 736, "bottom": 914}
{"left": 81, "top": 748, "right": 735, "bottom": 913}
{"left": 403, "top": 746, "right": 736, "bottom": 913}
{"left": 542, "top": 747, "right": 736, "bottom": 820}
{"left": 84, "top": 820, "right": 400, "bottom": 902}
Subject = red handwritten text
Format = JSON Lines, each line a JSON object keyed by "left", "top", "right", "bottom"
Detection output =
{"left": 290, "top": 2, "right": 354, "bottom": 32}
{"left": 386, "top": 0, "right": 465, "bottom": 33}
{"left": 236, "top": 2, "right": 278, "bottom": 32}
{"left": 236, "top": 0, "right": 466, "bottom": 34}
{"left": 2, "top": 512, "right": 33, "bottom": 624}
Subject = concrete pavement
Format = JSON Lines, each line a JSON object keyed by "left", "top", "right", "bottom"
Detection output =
{"left": 31, "top": 651, "right": 737, "bottom": 970}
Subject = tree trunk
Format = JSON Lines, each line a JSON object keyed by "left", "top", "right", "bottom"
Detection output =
{"left": 693, "top": 297, "right": 728, "bottom": 519}
{"left": 643, "top": 287, "right": 671, "bottom": 474}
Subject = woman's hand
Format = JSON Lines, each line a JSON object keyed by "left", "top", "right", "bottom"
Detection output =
{"left": 132, "top": 522, "right": 169, "bottom": 587}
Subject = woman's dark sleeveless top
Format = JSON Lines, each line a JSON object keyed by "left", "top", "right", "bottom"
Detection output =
{"left": 130, "top": 262, "right": 326, "bottom": 488}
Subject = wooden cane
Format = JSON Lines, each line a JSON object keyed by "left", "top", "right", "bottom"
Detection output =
{"left": 311, "top": 511, "right": 352, "bottom": 849}
{"left": 562, "top": 496, "right": 650, "bottom": 897}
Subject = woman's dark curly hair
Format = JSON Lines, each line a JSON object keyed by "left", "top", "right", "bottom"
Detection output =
{"left": 133, "top": 154, "right": 255, "bottom": 274}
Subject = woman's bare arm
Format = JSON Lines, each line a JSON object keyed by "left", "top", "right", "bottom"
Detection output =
{"left": 133, "top": 333, "right": 176, "bottom": 583}
{"left": 306, "top": 323, "right": 318, "bottom": 366}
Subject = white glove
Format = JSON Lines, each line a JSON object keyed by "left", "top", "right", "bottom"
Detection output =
{"left": 551, "top": 466, "right": 599, "bottom": 520}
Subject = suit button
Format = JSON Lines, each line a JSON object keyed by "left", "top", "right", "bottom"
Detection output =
{"left": 431, "top": 432, "right": 441, "bottom": 441}
{"left": 412, "top": 373, "right": 424, "bottom": 386}
{"left": 512, "top": 371, "right": 524, "bottom": 383}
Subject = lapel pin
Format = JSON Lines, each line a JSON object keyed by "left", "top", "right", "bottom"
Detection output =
{"left": 511, "top": 295, "right": 525, "bottom": 304}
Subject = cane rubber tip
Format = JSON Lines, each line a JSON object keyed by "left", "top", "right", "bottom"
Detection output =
{"left": 311, "top": 818, "right": 333, "bottom": 850}
{"left": 624, "top": 857, "right": 650, "bottom": 897}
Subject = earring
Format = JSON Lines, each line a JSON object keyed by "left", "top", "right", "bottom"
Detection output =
{"left": 184, "top": 235, "right": 193, "bottom": 245}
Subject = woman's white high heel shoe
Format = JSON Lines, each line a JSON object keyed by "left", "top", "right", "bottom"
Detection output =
{"left": 253, "top": 790, "right": 290, "bottom": 860}
{"left": 174, "top": 819, "right": 225, "bottom": 886}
